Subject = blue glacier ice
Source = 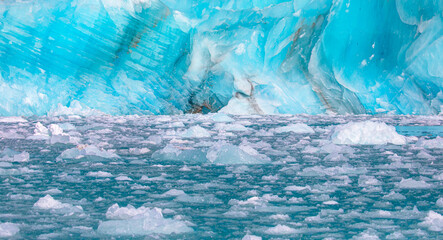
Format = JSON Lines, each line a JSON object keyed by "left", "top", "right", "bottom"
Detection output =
{"left": 0, "top": 0, "right": 442, "bottom": 115}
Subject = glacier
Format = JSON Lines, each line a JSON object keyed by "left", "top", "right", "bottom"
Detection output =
{"left": 0, "top": 0, "right": 442, "bottom": 116}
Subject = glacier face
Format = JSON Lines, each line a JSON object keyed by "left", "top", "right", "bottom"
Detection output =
{"left": 0, "top": 0, "right": 441, "bottom": 116}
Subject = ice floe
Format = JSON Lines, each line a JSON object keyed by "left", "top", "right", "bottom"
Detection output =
{"left": 97, "top": 204, "right": 193, "bottom": 236}
{"left": 0, "top": 148, "right": 29, "bottom": 162}
{"left": 397, "top": 178, "right": 432, "bottom": 189}
{"left": 58, "top": 145, "right": 119, "bottom": 160}
{"left": 332, "top": 121, "right": 406, "bottom": 145}
{"left": 265, "top": 224, "right": 297, "bottom": 235}
{"left": 181, "top": 125, "right": 211, "bottom": 138}
{"left": 0, "top": 222, "right": 20, "bottom": 238}
{"left": 274, "top": 123, "right": 315, "bottom": 134}
{"left": 420, "top": 211, "right": 443, "bottom": 232}
{"left": 33, "top": 195, "right": 83, "bottom": 214}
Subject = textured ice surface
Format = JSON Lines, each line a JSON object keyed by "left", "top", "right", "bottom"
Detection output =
{"left": 332, "top": 121, "right": 407, "bottom": 145}
{"left": 0, "top": 0, "right": 442, "bottom": 116}
{"left": 0, "top": 223, "right": 20, "bottom": 238}
{"left": 97, "top": 204, "right": 193, "bottom": 236}
{"left": 0, "top": 114, "right": 441, "bottom": 238}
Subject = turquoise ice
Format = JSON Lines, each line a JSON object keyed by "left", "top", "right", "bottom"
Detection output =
{"left": 0, "top": 0, "right": 442, "bottom": 115}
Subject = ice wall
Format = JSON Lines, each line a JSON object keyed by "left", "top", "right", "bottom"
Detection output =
{"left": 0, "top": 0, "right": 441, "bottom": 115}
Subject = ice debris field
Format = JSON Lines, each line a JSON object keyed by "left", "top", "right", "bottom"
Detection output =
{"left": 0, "top": 0, "right": 442, "bottom": 116}
{"left": 0, "top": 112, "right": 442, "bottom": 239}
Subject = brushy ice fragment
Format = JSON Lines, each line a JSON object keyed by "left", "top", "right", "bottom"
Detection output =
{"left": 332, "top": 121, "right": 406, "bottom": 145}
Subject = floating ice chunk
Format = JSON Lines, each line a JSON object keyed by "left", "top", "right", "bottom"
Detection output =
{"left": 231, "top": 197, "right": 264, "bottom": 206}
{"left": 176, "top": 194, "right": 223, "bottom": 204}
{"left": 8, "top": 193, "right": 33, "bottom": 200}
{"left": 48, "top": 101, "right": 103, "bottom": 117}
{"left": 0, "top": 148, "right": 29, "bottom": 162}
{"left": 324, "top": 153, "right": 348, "bottom": 161}
{"left": 152, "top": 144, "right": 206, "bottom": 163}
{"left": 33, "top": 195, "right": 83, "bottom": 213}
{"left": 26, "top": 122, "right": 51, "bottom": 140}
{"left": 323, "top": 200, "right": 339, "bottom": 205}
{"left": 274, "top": 123, "right": 315, "bottom": 134}
{"left": 128, "top": 148, "right": 150, "bottom": 155}
{"left": 332, "top": 121, "right": 406, "bottom": 145}
{"left": 419, "top": 211, "right": 443, "bottom": 232}
{"left": 437, "top": 198, "right": 443, "bottom": 207}
{"left": 181, "top": 126, "right": 211, "bottom": 138}
{"left": 382, "top": 192, "right": 406, "bottom": 200}
{"left": 0, "top": 117, "right": 27, "bottom": 123}
{"left": 416, "top": 137, "right": 443, "bottom": 149}
{"left": 161, "top": 189, "right": 186, "bottom": 197}
{"left": 434, "top": 172, "right": 443, "bottom": 180}
{"left": 417, "top": 150, "right": 436, "bottom": 160}
{"left": 270, "top": 214, "right": 290, "bottom": 220}
{"left": 48, "top": 124, "right": 64, "bottom": 136}
{"left": 0, "top": 130, "right": 24, "bottom": 139}
{"left": 242, "top": 234, "right": 262, "bottom": 240}
{"left": 43, "top": 189, "right": 62, "bottom": 195}
{"left": 0, "top": 167, "right": 38, "bottom": 176}
{"left": 58, "top": 145, "right": 119, "bottom": 160}
{"left": 97, "top": 204, "right": 193, "bottom": 236}
{"left": 386, "top": 232, "right": 406, "bottom": 239}
{"left": 352, "top": 229, "right": 380, "bottom": 239}
{"left": 288, "top": 197, "right": 304, "bottom": 204}
{"left": 0, "top": 223, "right": 20, "bottom": 238}
{"left": 207, "top": 143, "right": 270, "bottom": 165}
{"left": 105, "top": 204, "right": 158, "bottom": 220}
{"left": 211, "top": 113, "right": 234, "bottom": 123}
{"left": 299, "top": 165, "right": 367, "bottom": 177}
{"left": 34, "top": 195, "right": 67, "bottom": 209}
{"left": 397, "top": 178, "right": 432, "bottom": 189}
{"left": 179, "top": 165, "right": 191, "bottom": 171}
{"left": 86, "top": 171, "right": 113, "bottom": 177}
{"left": 358, "top": 176, "right": 382, "bottom": 187}
{"left": 115, "top": 175, "right": 132, "bottom": 181}
{"left": 215, "top": 123, "right": 249, "bottom": 132}
{"left": 320, "top": 143, "right": 355, "bottom": 154}
{"left": 284, "top": 185, "right": 311, "bottom": 192}
{"left": 265, "top": 224, "right": 297, "bottom": 235}
{"left": 35, "top": 122, "right": 49, "bottom": 135}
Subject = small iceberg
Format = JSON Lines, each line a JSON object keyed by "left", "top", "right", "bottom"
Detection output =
{"left": 97, "top": 204, "right": 193, "bottom": 236}
{"left": 57, "top": 145, "right": 119, "bottom": 160}
{"left": 332, "top": 121, "right": 406, "bottom": 145}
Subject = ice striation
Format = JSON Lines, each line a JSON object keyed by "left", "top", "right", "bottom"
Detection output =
{"left": 0, "top": 0, "right": 442, "bottom": 116}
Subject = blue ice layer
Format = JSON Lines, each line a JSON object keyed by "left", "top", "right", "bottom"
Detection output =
{"left": 0, "top": 0, "right": 441, "bottom": 115}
